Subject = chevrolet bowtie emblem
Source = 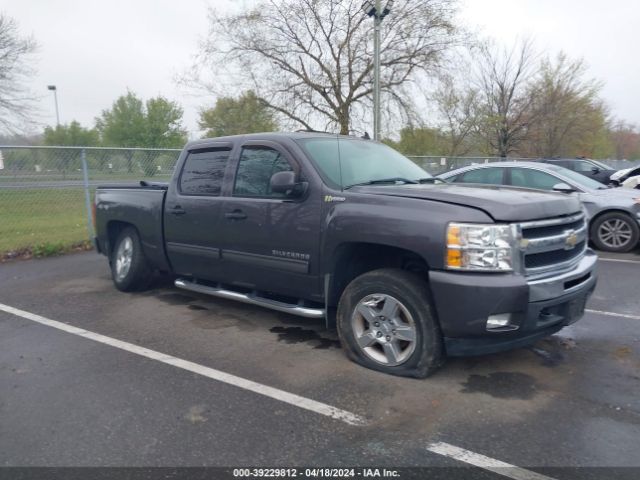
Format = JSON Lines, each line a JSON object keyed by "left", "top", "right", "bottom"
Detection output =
{"left": 565, "top": 230, "right": 578, "bottom": 249}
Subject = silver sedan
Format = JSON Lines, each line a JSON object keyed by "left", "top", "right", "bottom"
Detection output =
{"left": 437, "top": 161, "right": 640, "bottom": 253}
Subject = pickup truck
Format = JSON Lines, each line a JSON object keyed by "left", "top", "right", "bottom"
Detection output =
{"left": 94, "top": 132, "right": 597, "bottom": 377}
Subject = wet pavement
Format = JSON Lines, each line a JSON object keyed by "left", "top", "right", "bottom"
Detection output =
{"left": 0, "top": 251, "right": 639, "bottom": 477}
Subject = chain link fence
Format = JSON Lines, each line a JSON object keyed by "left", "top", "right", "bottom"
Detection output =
{"left": 0, "top": 145, "right": 638, "bottom": 257}
{"left": 0, "top": 146, "right": 181, "bottom": 257}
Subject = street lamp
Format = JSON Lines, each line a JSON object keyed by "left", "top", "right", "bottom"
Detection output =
{"left": 362, "top": 0, "right": 393, "bottom": 140}
{"left": 47, "top": 85, "right": 60, "bottom": 126}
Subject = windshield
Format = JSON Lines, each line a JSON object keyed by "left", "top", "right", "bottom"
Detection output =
{"left": 296, "top": 137, "right": 432, "bottom": 189}
{"left": 546, "top": 164, "right": 608, "bottom": 190}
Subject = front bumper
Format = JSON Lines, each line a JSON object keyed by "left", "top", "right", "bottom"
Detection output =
{"left": 429, "top": 250, "right": 598, "bottom": 356}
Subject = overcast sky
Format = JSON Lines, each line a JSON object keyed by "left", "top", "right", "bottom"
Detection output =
{"left": 2, "top": 0, "right": 639, "bottom": 138}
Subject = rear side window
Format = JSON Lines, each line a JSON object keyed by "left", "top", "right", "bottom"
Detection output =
{"left": 510, "top": 168, "right": 560, "bottom": 190}
{"left": 179, "top": 149, "right": 230, "bottom": 196}
{"left": 457, "top": 168, "right": 504, "bottom": 185}
{"left": 233, "top": 147, "right": 293, "bottom": 197}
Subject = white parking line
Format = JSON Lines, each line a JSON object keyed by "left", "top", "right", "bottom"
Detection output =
{"left": 0, "top": 302, "right": 366, "bottom": 426}
{"left": 586, "top": 309, "right": 640, "bottom": 321}
{"left": 598, "top": 257, "right": 640, "bottom": 264}
{"left": 427, "top": 442, "right": 556, "bottom": 480}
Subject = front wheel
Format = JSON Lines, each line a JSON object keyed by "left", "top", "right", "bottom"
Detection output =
{"left": 590, "top": 212, "right": 639, "bottom": 253}
{"left": 337, "top": 269, "right": 444, "bottom": 378}
{"left": 110, "top": 227, "right": 152, "bottom": 292}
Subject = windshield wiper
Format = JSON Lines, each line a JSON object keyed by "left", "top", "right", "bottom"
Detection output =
{"left": 345, "top": 177, "right": 419, "bottom": 189}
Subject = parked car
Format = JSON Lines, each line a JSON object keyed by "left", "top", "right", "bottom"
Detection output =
{"left": 610, "top": 165, "right": 640, "bottom": 189}
{"left": 94, "top": 133, "right": 596, "bottom": 378}
{"left": 534, "top": 158, "right": 617, "bottom": 185}
{"left": 438, "top": 161, "right": 640, "bottom": 252}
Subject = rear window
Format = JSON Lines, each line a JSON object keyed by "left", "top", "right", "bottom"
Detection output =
{"left": 179, "top": 149, "right": 230, "bottom": 196}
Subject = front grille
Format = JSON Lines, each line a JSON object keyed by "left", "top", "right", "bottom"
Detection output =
{"left": 525, "top": 241, "right": 586, "bottom": 268}
{"left": 522, "top": 218, "right": 584, "bottom": 239}
{"left": 518, "top": 213, "right": 588, "bottom": 276}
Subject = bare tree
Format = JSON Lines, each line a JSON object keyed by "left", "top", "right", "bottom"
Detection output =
{"left": 472, "top": 38, "right": 538, "bottom": 157}
{"left": 609, "top": 120, "right": 640, "bottom": 160}
{"left": 431, "top": 73, "right": 478, "bottom": 156}
{"left": 184, "top": 0, "right": 460, "bottom": 135}
{"left": 0, "top": 14, "right": 37, "bottom": 133}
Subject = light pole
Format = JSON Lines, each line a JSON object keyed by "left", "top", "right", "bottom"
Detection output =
{"left": 47, "top": 85, "right": 60, "bottom": 126}
{"left": 363, "top": 0, "right": 393, "bottom": 141}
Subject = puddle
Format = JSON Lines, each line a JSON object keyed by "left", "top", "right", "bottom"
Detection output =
{"left": 188, "top": 304, "right": 208, "bottom": 311}
{"left": 269, "top": 326, "right": 341, "bottom": 349}
{"left": 460, "top": 372, "right": 540, "bottom": 399}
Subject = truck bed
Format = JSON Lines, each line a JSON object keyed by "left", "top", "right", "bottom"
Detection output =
{"left": 94, "top": 184, "right": 170, "bottom": 272}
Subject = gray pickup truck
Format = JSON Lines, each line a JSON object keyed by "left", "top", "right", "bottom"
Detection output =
{"left": 94, "top": 132, "right": 597, "bottom": 377}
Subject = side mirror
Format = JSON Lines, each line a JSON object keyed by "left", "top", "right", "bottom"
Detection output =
{"left": 552, "top": 182, "right": 576, "bottom": 193}
{"left": 591, "top": 166, "right": 600, "bottom": 174}
{"left": 270, "top": 171, "right": 307, "bottom": 197}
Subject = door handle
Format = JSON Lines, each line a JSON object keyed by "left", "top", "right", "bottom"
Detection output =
{"left": 170, "top": 205, "right": 186, "bottom": 215}
{"left": 225, "top": 210, "right": 247, "bottom": 220}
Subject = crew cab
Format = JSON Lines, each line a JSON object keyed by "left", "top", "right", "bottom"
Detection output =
{"left": 94, "top": 133, "right": 597, "bottom": 377}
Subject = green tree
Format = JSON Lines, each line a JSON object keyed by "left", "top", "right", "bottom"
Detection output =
{"left": 144, "top": 97, "right": 188, "bottom": 148}
{"left": 387, "top": 127, "right": 447, "bottom": 156}
{"left": 199, "top": 91, "right": 278, "bottom": 137}
{"left": 43, "top": 121, "right": 99, "bottom": 146}
{"left": 96, "top": 91, "right": 187, "bottom": 148}
{"left": 96, "top": 91, "right": 187, "bottom": 173}
{"left": 95, "top": 91, "right": 146, "bottom": 147}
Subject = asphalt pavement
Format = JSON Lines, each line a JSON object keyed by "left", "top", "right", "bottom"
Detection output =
{"left": 0, "top": 251, "right": 639, "bottom": 478}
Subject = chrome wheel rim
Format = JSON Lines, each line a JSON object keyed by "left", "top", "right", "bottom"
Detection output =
{"left": 115, "top": 237, "right": 133, "bottom": 281}
{"left": 350, "top": 294, "right": 417, "bottom": 366}
{"left": 598, "top": 219, "right": 633, "bottom": 249}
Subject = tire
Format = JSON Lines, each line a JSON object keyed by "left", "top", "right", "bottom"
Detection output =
{"left": 336, "top": 268, "right": 444, "bottom": 378}
{"left": 110, "top": 227, "right": 152, "bottom": 292}
{"left": 590, "top": 212, "right": 640, "bottom": 253}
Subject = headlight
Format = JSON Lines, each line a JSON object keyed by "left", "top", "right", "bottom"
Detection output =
{"left": 446, "top": 223, "right": 514, "bottom": 271}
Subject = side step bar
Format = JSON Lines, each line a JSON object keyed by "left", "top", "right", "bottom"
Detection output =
{"left": 174, "top": 278, "right": 325, "bottom": 319}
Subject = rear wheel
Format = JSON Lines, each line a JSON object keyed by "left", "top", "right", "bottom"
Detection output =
{"left": 110, "top": 227, "right": 152, "bottom": 292}
{"left": 337, "top": 268, "right": 444, "bottom": 378}
{"left": 591, "top": 212, "right": 639, "bottom": 253}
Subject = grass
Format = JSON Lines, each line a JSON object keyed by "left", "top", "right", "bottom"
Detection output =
{"left": 0, "top": 188, "right": 91, "bottom": 255}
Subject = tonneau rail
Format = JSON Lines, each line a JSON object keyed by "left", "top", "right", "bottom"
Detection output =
{"left": 96, "top": 181, "right": 169, "bottom": 190}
